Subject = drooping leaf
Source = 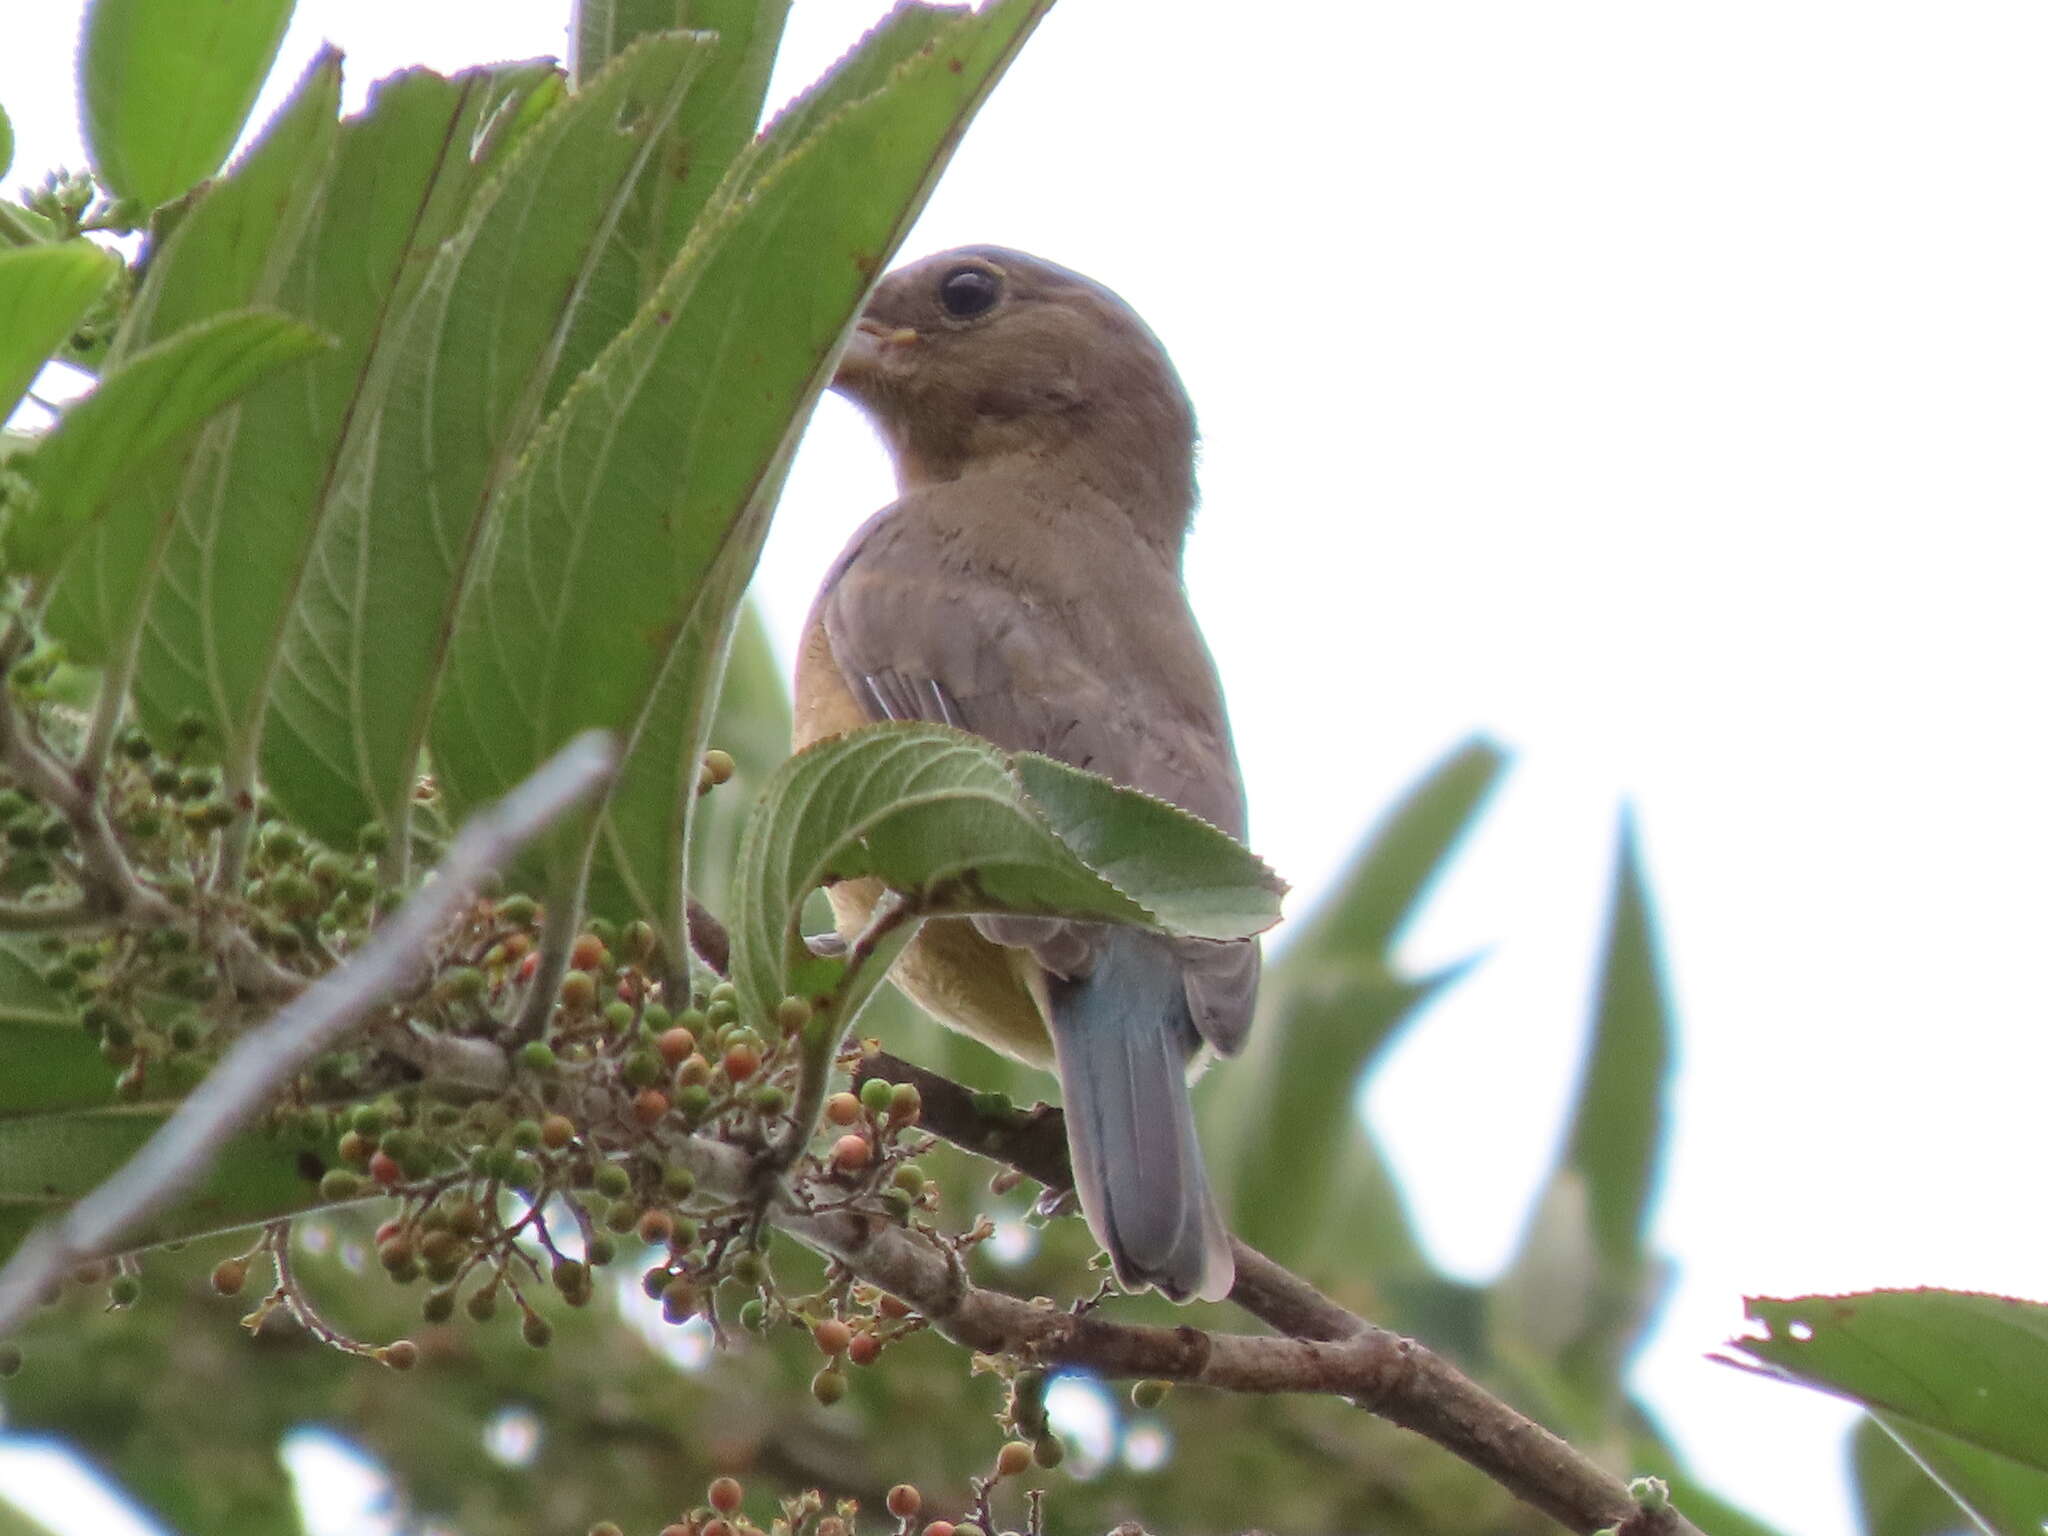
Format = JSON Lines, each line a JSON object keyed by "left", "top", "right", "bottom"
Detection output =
{"left": 1726, "top": 1289, "right": 2048, "bottom": 1490}
{"left": 727, "top": 722, "right": 1285, "bottom": 1029}
{"left": 1200, "top": 737, "right": 1506, "bottom": 1275}
{"left": 261, "top": 38, "right": 713, "bottom": 850}
{"left": 431, "top": 0, "right": 1053, "bottom": 964}
{"left": 10, "top": 310, "right": 331, "bottom": 576}
{"left": 80, "top": 0, "right": 298, "bottom": 209}
{"left": 0, "top": 244, "right": 118, "bottom": 423}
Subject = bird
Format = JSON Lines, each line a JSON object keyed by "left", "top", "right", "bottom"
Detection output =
{"left": 793, "top": 245, "right": 1256, "bottom": 1302}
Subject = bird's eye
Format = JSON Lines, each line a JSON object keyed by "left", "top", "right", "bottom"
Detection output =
{"left": 938, "top": 266, "right": 1000, "bottom": 319}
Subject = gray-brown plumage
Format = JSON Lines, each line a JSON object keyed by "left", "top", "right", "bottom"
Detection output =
{"left": 794, "top": 246, "right": 1255, "bottom": 1301}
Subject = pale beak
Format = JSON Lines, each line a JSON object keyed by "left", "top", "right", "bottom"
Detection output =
{"left": 833, "top": 318, "right": 918, "bottom": 394}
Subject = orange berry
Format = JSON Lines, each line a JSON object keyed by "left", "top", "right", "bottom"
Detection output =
{"left": 657, "top": 1027, "right": 696, "bottom": 1067}
{"left": 722, "top": 1042, "right": 760, "bottom": 1082}
{"left": 631, "top": 1088, "right": 670, "bottom": 1126}
{"left": 570, "top": 933, "right": 607, "bottom": 971}
{"left": 830, "top": 1134, "right": 871, "bottom": 1174}
{"left": 708, "top": 1476, "right": 744, "bottom": 1514}
{"left": 824, "top": 1092, "right": 862, "bottom": 1126}
{"left": 813, "top": 1318, "right": 853, "bottom": 1355}
{"left": 637, "top": 1208, "right": 675, "bottom": 1246}
{"left": 995, "top": 1440, "right": 1032, "bottom": 1478}
{"left": 539, "top": 1114, "right": 575, "bottom": 1150}
{"left": 886, "top": 1485, "right": 921, "bottom": 1520}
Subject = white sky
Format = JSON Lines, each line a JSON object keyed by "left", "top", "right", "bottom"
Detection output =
{"left": 7, "top": 5, "right": 2048, "bottom": 1535}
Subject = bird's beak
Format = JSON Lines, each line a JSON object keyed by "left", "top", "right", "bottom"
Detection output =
{"left": 833, "top": 318, "right": 918, "bottom": 394}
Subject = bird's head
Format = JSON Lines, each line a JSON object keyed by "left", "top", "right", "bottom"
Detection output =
{"left": 834, "top": 246, "right": 1198, "bottom": 543}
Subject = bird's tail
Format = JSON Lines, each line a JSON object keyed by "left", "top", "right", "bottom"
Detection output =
{"left": 1044, "top": 931, "right": 1234, "bottom": 1302}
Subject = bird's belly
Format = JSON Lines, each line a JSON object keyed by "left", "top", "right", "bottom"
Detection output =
{"left": 824, "top": 879, "right": 1056, "bottom": 1070}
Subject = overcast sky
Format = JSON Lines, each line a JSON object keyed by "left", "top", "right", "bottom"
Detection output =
{"left": 6, "top": 5, "right": 2048, "bottom": 1534}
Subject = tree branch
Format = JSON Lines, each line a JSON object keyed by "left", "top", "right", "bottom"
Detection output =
{"left": 0, "top": 732, "right": 617, "bottom": 1338}
{"left": 664, "top": 1120, "right": 1698, "bottom": 1536}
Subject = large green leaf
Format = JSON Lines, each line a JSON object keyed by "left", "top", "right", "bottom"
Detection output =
{"left": 1491, "top": 813, "right": 1672, "bottom": 1407}
{"left": 557, "top": 0, "right": 792, "bottom": 397}
{"left": 80, "top": 0, "right": 298, "bottom": 210}
{"left": 41, "top": 55, "right": 341, "bottom": 674}
{"left": 1200, "top": 737, "right": 1506, "bottom": 1275}
{"left": 261, "top": 38, "right": 713, "bottom": 850}
{"left": 682, "top": 598, "right": 792, "bottom": 922}
{"left": 727, "top": 722, "right": 1286, "bottom": 1029}
{"left": 0, "top": 244, "right": 119, "bottom": 423}
{"left": 431, "top": 0, "right": 1052, "bottom": 963}
{"left": 1728, "top": 1291, "right": 2048, "bottom": 1480}
{"left": 9, "top": 310, "right": 331, "bottom": 576}
{"left": 0, "top": 939, "right": 104, "bottom": 1117}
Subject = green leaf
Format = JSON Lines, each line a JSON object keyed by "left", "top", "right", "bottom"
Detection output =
{"left": 0, "top": 100, "right": 13, "bottom": 181}
{"left": 0, "top": 939, "right": 106, "bottom": 1117}
{"left": 431, "top": 0, "right": 1053, "bottom": 959}
{"left": 41, "top": 52, "right": 342, "bottom": 672}
{"left": 51, "top": 60, "right": 553, "bottom": 802}
{"left": 261, "top": 38, "right": 715, "bottom": 850}
{"left": 80, "top": 0, "right": 297, "bottom": 209}
{"left": 10, "top": 310, "right": 331, "bottom": 576}
{"left": 727, "top": 723, "right": 1284, "bottom": 1027}
{"left": 1491, "top": 812, "right": 1673, "bottom": 1402}
{"left": 1727, "top": 1290, "right": 2048, "bottom": 1486}
{"left": 1853, "top": 1413, "right": 2005, "bottom": 1536}
{"left": 1199, "top": 737, "right": 1505, "bottom": 1276}
{"left": 0, "top": 244, "right": 119, "bottom": 423}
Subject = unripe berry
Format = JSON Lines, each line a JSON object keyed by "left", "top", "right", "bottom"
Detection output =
{"left": 521, "top": 1312, "right": 553, "bottom": 1348}
{"left": 811, "top": 1366, "right": 846, "bottom": 1406}
{"left": 1131, "top": 1379, "right": 1169, "bottom": 1410}
{"left": 380, "top": 1339, "right": 420, "bottom": 1371}
{"left": 858, "top": 1077, "right": 894, "bottom": 1116}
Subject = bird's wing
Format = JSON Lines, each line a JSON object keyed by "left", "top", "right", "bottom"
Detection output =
{"left": 818, "top": 487, "right": 1259, "bottom": 1054}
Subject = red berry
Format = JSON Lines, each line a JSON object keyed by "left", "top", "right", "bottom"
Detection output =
{"left": 830, "top": 1134, "right": 871, "bottom": 1174}
{"left": 722, "top": 1042, "right": 760, "bottom": 1083}
{"left": 570, "top": 933, "right": 607, "bottom": 971}
{"left": 657, "top": 1027, "right": 696, "bottom": 1067}
{"left": 631, "top": 1088, "right": 670, "bottom": 1126}
{"left": 707, "top": 1476, "right": 743, "bottom": 1515}
{"left": 369, "top": 1151, "right": 402, "bottom": 1186}
{"left": 813, "top": 1318, "right": 853, "bottom": 1355}
{"left": 848, "top": 1332, "right": 882, "bottom": 1366}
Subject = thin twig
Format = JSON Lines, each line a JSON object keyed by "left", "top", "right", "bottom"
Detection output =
{"left": 0, "top": 732, "right": 616, "bottom": 1337}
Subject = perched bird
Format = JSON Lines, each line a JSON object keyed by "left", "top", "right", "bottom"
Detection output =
{"left": 794, "top": 246, "right": 1256, "bottom": 1302}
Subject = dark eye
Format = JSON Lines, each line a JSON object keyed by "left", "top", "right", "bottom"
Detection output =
{"left": 938, "top": 265, "right": 1000, "bottom": 319}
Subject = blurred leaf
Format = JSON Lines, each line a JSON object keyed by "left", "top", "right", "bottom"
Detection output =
{"left": 0, "top": 101, "right": 13, "bottom": 182}
{"left": 10, "top": 310, "right": 331, "bottom": 575}
{"left": 0, "top": 1108, "right": 322, "bottom": 1265}
{"left": 0, "top": 243, "right": 119, "bottom": 422}
{"left": 1493, "top": 812, "right": 1672, "bottom": 1404}
{"left": 728, "top": 722, "right": 1284, "bottom": 1027}
{"left": 1727, "top": 1290, "right": 2048, "bottom": 1480}
{"left": 0, "top": 939, "right": 109, "bottom": 1116}
{"left": 432, "top": 0, "right": 1052, "bottom": 960}
{"left": 81, "top": 0, "right": 297, "bottom": 209}
{"left": 1201, "top": 737, "right": 1506, "bottom": 1280}
{"left": 262, "top": 40, "right": 711, "bottom": 850}
{"left": 1854, "top": 1413, "right": 1994, "bottom": 1536}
